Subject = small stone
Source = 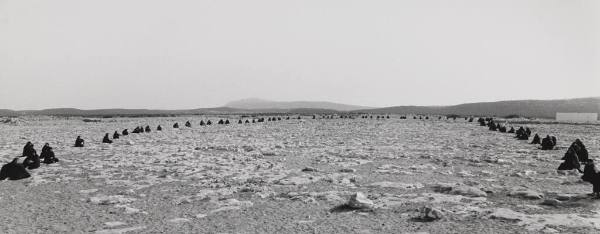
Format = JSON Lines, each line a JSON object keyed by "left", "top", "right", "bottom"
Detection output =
{"left": 418, "top": 206, "right": 444, "bottom": 221}
{"left": 302, "top": 167, "right": 318, "bottom": 172}
{"left": 104, "top": 222, "right": 126, "bottom": 228}
{"left": 541, "top": 199, "right": 561, "bottom": 207}
{"left": 347, "top": 192, "right": 374, "bottom": 209}
{"left": 340, "top": 168, "right": 356, "bottom": 173}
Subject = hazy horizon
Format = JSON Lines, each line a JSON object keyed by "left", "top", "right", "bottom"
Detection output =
{"left": 1, "top": 0, "right": 599, "bottom": 110}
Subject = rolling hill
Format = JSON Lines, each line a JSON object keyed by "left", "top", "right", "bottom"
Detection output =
{"left": 0, "top": 97, "right": 598, "bottom": 119}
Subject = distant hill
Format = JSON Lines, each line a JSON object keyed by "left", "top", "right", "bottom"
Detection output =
{"left": 1, "top": 97, "right": 598, "bottom": 119}
{"left": 354, "top": 97, "right": 600, "bottom": 119}
{"left": 225, "top": 98, "right": 373, "bottom": 111}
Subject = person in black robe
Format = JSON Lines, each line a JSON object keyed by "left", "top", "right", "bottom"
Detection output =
{"left": 570, "top": 139, "right": 589, "bottom": 162}
{"left": 530, "top": 134, "right": 541, "bottom": 144}
{"left": 199, "top": 120, "right": 205, "bottom": 126}
{"left": 173, "top": 123, "right": 179, "bottom": 128}
{"left": 207, "top": 120, "right": 212, "bottom": 125}
{"left": 238, "top": 120, "right": 243, "bottom": 124}
{"left": 102, "top": 133, "right": 113, "bottom": 144}
{"left": 488, "top": 121, "right": 497, "bottom": 131}
{"left": 507, "top": 127, "right": 515, "bottom": 133}
{"left": 185, "top": 121, "right": 191, "bottom": 127}
{"left": 40, "top": 144, "right": 59, "bottom": 164}
{"left": 22, "top": 142, "right": 36, "bottom": 157}
{"left": 113, "top": 131, "right": 120, "bottom": 139}
{"left": 252, "top": 119, "right": 256, "bottom": 123}
{"left": 541, "top": 135, "right": 556, "bottom": 150}
{"left": 75, "top": 136, "right": 85, "bottom": 147}
{"left": 0, "top": 158, "right": 31, "bottom": 180}
{"left": 22, "top": 146, "right": 40, "bottom": 170}
{"left": 268, "top": 117, "right": 272, "bottom": 121}
{"left": 225, "top": 119, "right": 230, "bottom": 124}
{"left": 525, "top": 127, "right": 532, "bottom": 137}
{"left": 581, "top": 160, "right": 600, "bottom": 199}
{"left": 218, "top": 119, "right": 224, "bottom": 124}
{"left": 558, "top": 147, "right": 582, "bottom": 172}
{"left": 122, "top": 129, "right": 129, "bottom": 135}
{"left": 157, "top": 125, "right": 162, "bottom": 131}
{"left": 145, "top": 125, "right": 151, "bottom": 132}
{"left": 499, "top": 125, "right": 507, "bottom": 133}
{"left": 245, "top": 120, "right": 250, "bottom": 124}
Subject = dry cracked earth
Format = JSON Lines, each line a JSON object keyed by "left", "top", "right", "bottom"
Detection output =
{"left": 0, "top": 116, "right": 599, "bottom": 234}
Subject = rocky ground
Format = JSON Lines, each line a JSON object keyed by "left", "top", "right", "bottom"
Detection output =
{"left": 0, "top": 116, "right": 599, "bottom": 234}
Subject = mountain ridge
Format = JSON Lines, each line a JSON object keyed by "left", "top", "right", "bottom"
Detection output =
{"left": 0, "top": 97, "right": 598, "bottom": 119}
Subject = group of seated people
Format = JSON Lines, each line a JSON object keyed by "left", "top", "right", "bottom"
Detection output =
{"left": 0, "top": 142, "right": 59, "bottom": 180}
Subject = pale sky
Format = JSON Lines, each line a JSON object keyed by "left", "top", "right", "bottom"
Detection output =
{"left": 0, "top": 0, "right": 598, "bottom": 110}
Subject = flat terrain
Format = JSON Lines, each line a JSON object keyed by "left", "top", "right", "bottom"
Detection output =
{"left": 0, "top": 116, "right": 599, "bottom": 234}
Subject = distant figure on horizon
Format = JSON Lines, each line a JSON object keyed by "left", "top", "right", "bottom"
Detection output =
{"left": 113, "top": 131, "right": 120, "bottom": 139}
{"left": 157, "top": 125, "right": 162, "bottom": 131}
{"left": 145, "top": 125, "right": 151, "bottom": 132}
{"left": 173, "top": 123, "right": 179, "bottom": 128}
{"left": 0, "top": 158, "right": 31, "bottom": 180}
{"left": 207, "top": 120, "right": 212, "bottom": 125}
{"left": 102, "top": 133, "right": 113, "bottom": 144}
{"left": 122, "top": 129, "right": 129, "bottom": 135}
{"left": 75, "top": 136, "right": 84, "bottom": 147}
{"left": 185, "top": 121, "right": 191, "bottom": 127}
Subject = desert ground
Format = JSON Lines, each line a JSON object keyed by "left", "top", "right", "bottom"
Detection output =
{"left": 0, "top": 116, "right": 599, "bottom": 234}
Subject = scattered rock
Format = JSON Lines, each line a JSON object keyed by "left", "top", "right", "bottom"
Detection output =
{"left": 418, "top": 206, "right": 444, "bottom": 221}
{"left": 339, "top": 168, "right": 356, "bottom": 173}
{"left": 508, "top": 188, "right": 544, "bottom": 200}
{"left": 370, "top": 181, "right": 424, "bottom": 190}
{"left": 541, "top": 199, "right": 562, "bottom": 207}
{"left": 347, "top": 192, "right": 374, "bottom": 210}
{"left": 302, "top": 167, "right": 318, "bottom": 172}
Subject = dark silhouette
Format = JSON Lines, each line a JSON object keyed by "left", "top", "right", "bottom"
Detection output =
{"left": 22, "top": 142, "right": 36, "bottom": 157}
{"left": 113, "top": 131, "right": 120, "bottom": 139}
{"left": 569, "top": 139, "right": 589, "bottom": 162}
{"left": 157, "top": 125, "right": 162, "bottom": 131}
{"left": 102, "top": 133, "right": 113, "bottom": 144}
{"left": 540, "top": 135, "right": 557, "bottom": 150}
{"left": 173, "top": 123, "right": 179, "bottom": 128}
{"left": 22, "top": 143, "right": 40, "bottom": 170}
{"left": 40, "top": 143, "right": 59, "bottom": 164}
{"left": 558, "top": 147, "right": 582, "bottom": 172}
{"left": 200, "top": 120, "right": 205, "bottom": 126}
{"left": 122, "top": 129, "right": 129, "bottom": 135}
{"left": 207, "top": 120, "right": 212, "bottom": 125}
{"left": 530, "top": 134, "right": 541, "bottom": 144}
{"left": 581, "top": 160, "right": 600, "bottom": 199}
{"left": 185, "top": 121, "right": 191, "bottom": 127}
{"left": 145, "top": 125, "right": 151, "bottom": 132}
{"left": 0, "top": 158, "right": 31, "bottom": 180}
{"left": 75, "top": 136, "right": 84, "bottom": 147}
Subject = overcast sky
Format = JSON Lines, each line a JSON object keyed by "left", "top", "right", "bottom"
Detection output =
{"left": 0, "top": 0, "right": 598, "bottom": 110}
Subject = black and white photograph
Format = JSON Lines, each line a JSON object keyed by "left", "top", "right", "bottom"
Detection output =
{"left": 0, "top": 0, "right": 599, "bottom": 233}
